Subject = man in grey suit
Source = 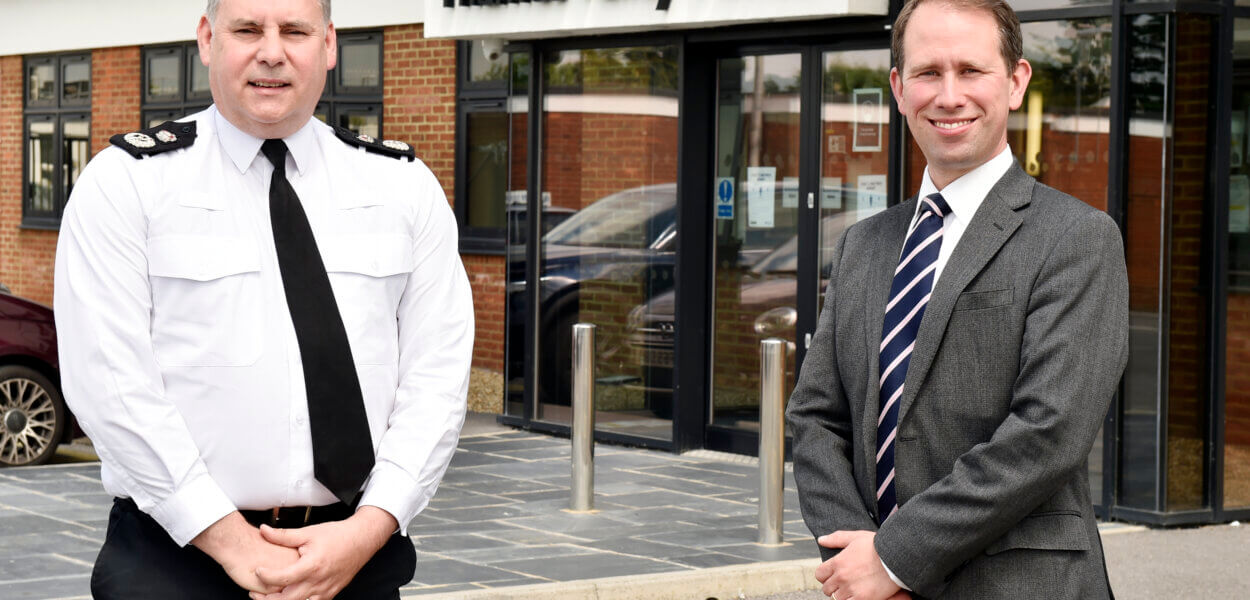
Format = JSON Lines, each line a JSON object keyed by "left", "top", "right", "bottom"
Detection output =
{"left": 786, "top": 0, "right": 1128, "bottom": 598}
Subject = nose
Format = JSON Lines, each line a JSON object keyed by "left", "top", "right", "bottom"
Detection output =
{"left": 255, "top": 29, "right": 286, "bottom": 67}
{"left": 934, "top": 72, "right": 965, "bottom": 110}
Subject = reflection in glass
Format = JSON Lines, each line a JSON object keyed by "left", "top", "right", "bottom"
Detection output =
{"left": 466, "top": 112, "right": 509, "bottom": 230}
{"left": 62, "top": 60, "right": 90, "bottom": 104}
{"left": 339, "top": 42, "right": 381, "bottom": 89}
{"left": 710, "top": 54, "right": 802, "bottom": 431}
{"left": 535, "top": 46, "right": 679, "bottom": 440}
{"left": 1120, "top": 13, "right": 1167, "bottom": 512}
{"left": 820, "top": 49, "right": 892, "bottom": 313}
{"left": 1011, "top": 19, "right": 1112, "bottom": 211}
{"left": 148, "top": 53, "right": 180, "bottom": 98}
{"left": 469, "top": 40, "right": 509, "bottom": 83}
{"left": 62, "top": 118, "right": 90, "bottom": 203}
{"left": 26, "top": 120, "right": 55, "bottom": 215}
{"left": 28, "top": 62, "right": 55, "bottom": 103}
{"left": 337, "top": 109, "right": 379, "bottom": 139}
{"left": 190, "top": 53, "right": 210, "bottom": 96}
{"left": 1121, "top": 14, "right": 1212, "bottom": 512}
{"left": 1226, "top": 19, "right": 1250, "bottom": 509}
{"left": 505, "top": 52, "right": 531, "bottom": 419}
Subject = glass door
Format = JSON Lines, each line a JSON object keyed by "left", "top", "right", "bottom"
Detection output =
{"left": 706, "top": 46, "right": 893, "bottom": 453}
{"left": 710, "top": 53, "right": 803, "bottom": 433}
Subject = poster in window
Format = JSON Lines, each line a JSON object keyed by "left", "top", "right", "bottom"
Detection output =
{"left": 747, "top": 166, "right": 776, "bottom": 228}
{"left": 1231, "top": 175, "right": 1250, "bottom": 234}
{"left": 857, "top": 175, "right": 887, "bottom": 221}
{"left": 853, "top": 88, "right": 883, "bottom": 152}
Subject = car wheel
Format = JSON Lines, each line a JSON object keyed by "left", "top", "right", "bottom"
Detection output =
{"left": 0, "top": 365, "right": 65, "bottom": 467}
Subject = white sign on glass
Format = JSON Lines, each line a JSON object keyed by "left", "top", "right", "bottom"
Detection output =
{"left": 747, "top": 166, "right": 777, "bottom": 228}
{"left": 857, "top": 175, "right": 887, "bottom": 221}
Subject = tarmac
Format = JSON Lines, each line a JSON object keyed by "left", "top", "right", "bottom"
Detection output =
{"left": 0, "top": 412, "right": 1246, "bottom": 600}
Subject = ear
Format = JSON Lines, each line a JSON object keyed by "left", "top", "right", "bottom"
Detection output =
{"left": 196, "top": 15, "right": 213, "bottom": 68}
{"left": 325, "top": 22, "right": 338, "bottom": 70}
{"left": 889, "top": 66, "right": 906, "bottom": 114}
{"left": 1007, "top": 58, "right": 1032, "bottom": 111}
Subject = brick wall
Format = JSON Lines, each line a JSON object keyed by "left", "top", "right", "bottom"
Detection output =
{"left": 383, "top": 24, "right": 455, "bottom": 194}
{"left": 91, "top": 47, "right": 141, "bottom": 156}
{"left": 0, "top": 55, "right": 57, "bottom": 304}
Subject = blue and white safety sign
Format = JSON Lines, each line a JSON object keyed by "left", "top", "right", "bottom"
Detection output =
{"left": 715, "top": 177, "right": 734, "bottom": 220}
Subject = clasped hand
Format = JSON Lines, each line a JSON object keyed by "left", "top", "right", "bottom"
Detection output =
{"left": 815, "top": 530, "right": 911, "bottom": 600}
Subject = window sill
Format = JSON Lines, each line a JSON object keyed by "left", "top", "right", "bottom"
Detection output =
{"left": 19, "top": 218, "right": 61, "bottom": 232}
{"left": 459, "top": 236, "right": 506, "bottom": 256}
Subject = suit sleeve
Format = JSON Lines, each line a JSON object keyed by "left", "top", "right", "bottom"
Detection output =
{"left": 787, "top": 229, "right": 879, "bottom": 557}
{"left": 873, "top": 209, "right": 1129, "bottom": 596}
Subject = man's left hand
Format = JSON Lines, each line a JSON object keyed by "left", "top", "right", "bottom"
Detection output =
{"left": 815, "top": 530, "right": 907, "bottom": 600}
{"left": 249, "top": 506, "right": 398, "bottom": 600}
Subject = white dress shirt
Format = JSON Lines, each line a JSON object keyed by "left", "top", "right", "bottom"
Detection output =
{"left": 881, "top": 145, "right": 1015, "bottom": 590}
{"left": 54, "top": 106, "right": 473, "bottom": 546}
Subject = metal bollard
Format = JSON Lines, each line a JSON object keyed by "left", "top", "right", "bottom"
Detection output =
{"left": 570, "top": 323, "right": 596, "bottom": 512}
{"left": 758, "top": 338, "right": 786, "bottom": 544}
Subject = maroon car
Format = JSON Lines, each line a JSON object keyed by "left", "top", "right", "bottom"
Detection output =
{"left": 0, "top": 283, "right": 71, "bottom": 466}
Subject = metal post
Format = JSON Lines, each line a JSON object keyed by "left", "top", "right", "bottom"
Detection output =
{"left": 758, "top": 338, "right": 786, "bottom": 544}
{"left": 570, "top": 323, "right": 596, "bottom": 512}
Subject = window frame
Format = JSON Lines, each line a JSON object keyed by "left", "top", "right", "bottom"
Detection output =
{"left": 454, "top": 41, "right": 515, "bottom": 253}
{"left": 140, "top": 43, "right": 211, "bottom": 127}
{"left": 22, "top": 52, "right": 91, "bottom": 229}
{"left": 319, "top": 30, "right": 385, "bottom": 137}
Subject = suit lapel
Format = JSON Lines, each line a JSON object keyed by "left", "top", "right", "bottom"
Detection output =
{"left": 861, "top": 200, "right": 915, "bottom": 478}
{"left": 898, "top": 163, "right": 1033, "bottom": 424}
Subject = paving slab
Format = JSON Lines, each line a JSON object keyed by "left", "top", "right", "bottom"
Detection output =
{"left": 0, "top": 412, "right": 1244, "bottom": 599}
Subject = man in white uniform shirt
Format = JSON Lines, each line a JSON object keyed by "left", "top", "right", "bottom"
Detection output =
{"left": 53, "top": 0, "right": 473, "bottom": 598}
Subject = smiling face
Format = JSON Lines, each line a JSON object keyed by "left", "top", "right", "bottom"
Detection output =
{"left": 197, "top": 0, "right": 336, "bottom": 139}
{"left": 889, "top": 1, "right": 1030, "bottom": 189}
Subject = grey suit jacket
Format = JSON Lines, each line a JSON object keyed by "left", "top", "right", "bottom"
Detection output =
{"left": 787, "top": 163, "right": 1128, "bottom": 599}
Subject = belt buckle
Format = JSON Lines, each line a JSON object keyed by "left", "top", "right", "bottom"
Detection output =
{"left": 268, "top": 506, "right": 314, "bottom": 527}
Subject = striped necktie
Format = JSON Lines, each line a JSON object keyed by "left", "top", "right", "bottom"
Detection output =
{"left": 877, "top": 192, "right": 950, "bottom": 523}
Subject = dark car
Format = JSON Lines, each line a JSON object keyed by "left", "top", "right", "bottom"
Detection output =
{"left": 0, "top": 283, "right": 72, "bottom": 466}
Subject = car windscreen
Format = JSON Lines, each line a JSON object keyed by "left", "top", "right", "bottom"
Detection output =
{"left": 542, "top": 185, "right": 676, "bottom": 249}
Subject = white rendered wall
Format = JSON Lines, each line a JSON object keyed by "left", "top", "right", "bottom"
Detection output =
{"left": 0, "top": 0, "right": 424, "bottom": 56}
{"left": 425, "top": 0, "right": 889, "bottom": 40}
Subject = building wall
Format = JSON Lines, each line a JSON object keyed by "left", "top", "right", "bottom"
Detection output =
{"left": 0, "top": 55, "right": 57, "bottom": 304}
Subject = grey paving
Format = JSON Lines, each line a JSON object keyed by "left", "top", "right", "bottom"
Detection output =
{"left": 2, "top": 413, "right": 1248, "bottom": 599}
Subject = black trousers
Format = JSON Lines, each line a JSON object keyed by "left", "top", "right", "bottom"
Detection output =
{"left": 91, "top": 498, "right": 416, "bottom": 600}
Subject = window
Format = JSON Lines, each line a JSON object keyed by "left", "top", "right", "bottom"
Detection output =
{"left": 141, "top": 43, "right": 211, "bottom": 127}
{"left": 455, "top": 40, "right": 514, "bottom": 252}
{"left": 316, "top": 31, "right": 384, "bottom": 138}
{"left": 23, "top": 53, "right": 91, "bottom": 228}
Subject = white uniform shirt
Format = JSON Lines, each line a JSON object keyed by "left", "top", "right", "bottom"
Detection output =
{"left": 882, "top": 145, "right": 1014, "bottom": 590}
{"left": 54, "top": 106, "right": 473, "bottom": 546}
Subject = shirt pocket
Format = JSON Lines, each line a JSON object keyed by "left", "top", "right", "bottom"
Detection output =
{"left": 321, "top": 234, "right": 414, "bottom": 365}
{"left": 147, "top": 235, "right": 264, "bottom": 367}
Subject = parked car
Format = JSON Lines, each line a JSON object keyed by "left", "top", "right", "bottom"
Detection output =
{"left": 0, "top": 283, "right": 72, "bottom": 466}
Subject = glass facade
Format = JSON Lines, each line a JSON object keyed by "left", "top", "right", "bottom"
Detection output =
{"left": 534, "top": 46, "right": 680, "bottom": 440}
{"left": 480, "top": 1, "right": 1250, "bottom": 525}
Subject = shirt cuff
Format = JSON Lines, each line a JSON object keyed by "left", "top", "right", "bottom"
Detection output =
{"left": 142, "top": 473, "right": 236, "bottom": 547}
{"left": 357, "top": 461, "right": 432, "bottom": 536}
{"left": 881, "top": 557, "right": 912, "bottom": 591}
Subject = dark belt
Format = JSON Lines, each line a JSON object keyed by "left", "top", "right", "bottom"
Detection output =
{"left": 240, "top": 502, "right": 355, "bottom": 528}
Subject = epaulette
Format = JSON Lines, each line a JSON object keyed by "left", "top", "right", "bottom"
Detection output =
{"left": 109, "top": 121, "right": 197, "bottom": 159}
{"left": 334, "top": 126, "right": 415, "bottom": 162}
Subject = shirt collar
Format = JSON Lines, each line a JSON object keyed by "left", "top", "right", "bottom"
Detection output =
{"left": 212, "top": 106, "right": 318, "bottom": 176}
{"left": 916, "top": 146, "right": 1015, "bottom": 223}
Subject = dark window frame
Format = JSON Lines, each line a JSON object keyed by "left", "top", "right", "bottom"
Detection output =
{"left": 454, "top": 41, "right": 515, "bottom": 253}
{"left": 320, "top": 30, "right": 385, "bottom": 137}
{"left": 141, "top": 42, "right": 211, "bottom": 127}
{"left": 22, "top": 52, "right": 91, "bottom": 229}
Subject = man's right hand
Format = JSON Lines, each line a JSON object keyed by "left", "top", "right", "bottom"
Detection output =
{"left": 191, "top": 512, "right": 301, "bottom": 593}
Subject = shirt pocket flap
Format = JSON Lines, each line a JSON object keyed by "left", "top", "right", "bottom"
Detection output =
{"left": 148, "top": 236, "right": 261, "bottom": 281}
{"left": 321, "top": 234, "right": 414, "bottom": 277}
{"left": 953, "top": 287, "right": 1013, "bottom": 312}
{"left": 984, "top": 512, "right": 1091, "bottom": 555}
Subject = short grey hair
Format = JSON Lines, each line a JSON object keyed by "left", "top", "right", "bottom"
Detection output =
{"left": 206, "top": 0, "right": 331, "bottom": 24}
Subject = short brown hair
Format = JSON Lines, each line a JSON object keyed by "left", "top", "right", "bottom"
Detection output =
{"left": 891, "top": 0, "right": 1022, "bottom": 73}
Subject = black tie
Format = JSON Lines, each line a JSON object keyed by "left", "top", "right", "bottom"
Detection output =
{"left": 261, "top": 139, "right": 375, "bottom": 506}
